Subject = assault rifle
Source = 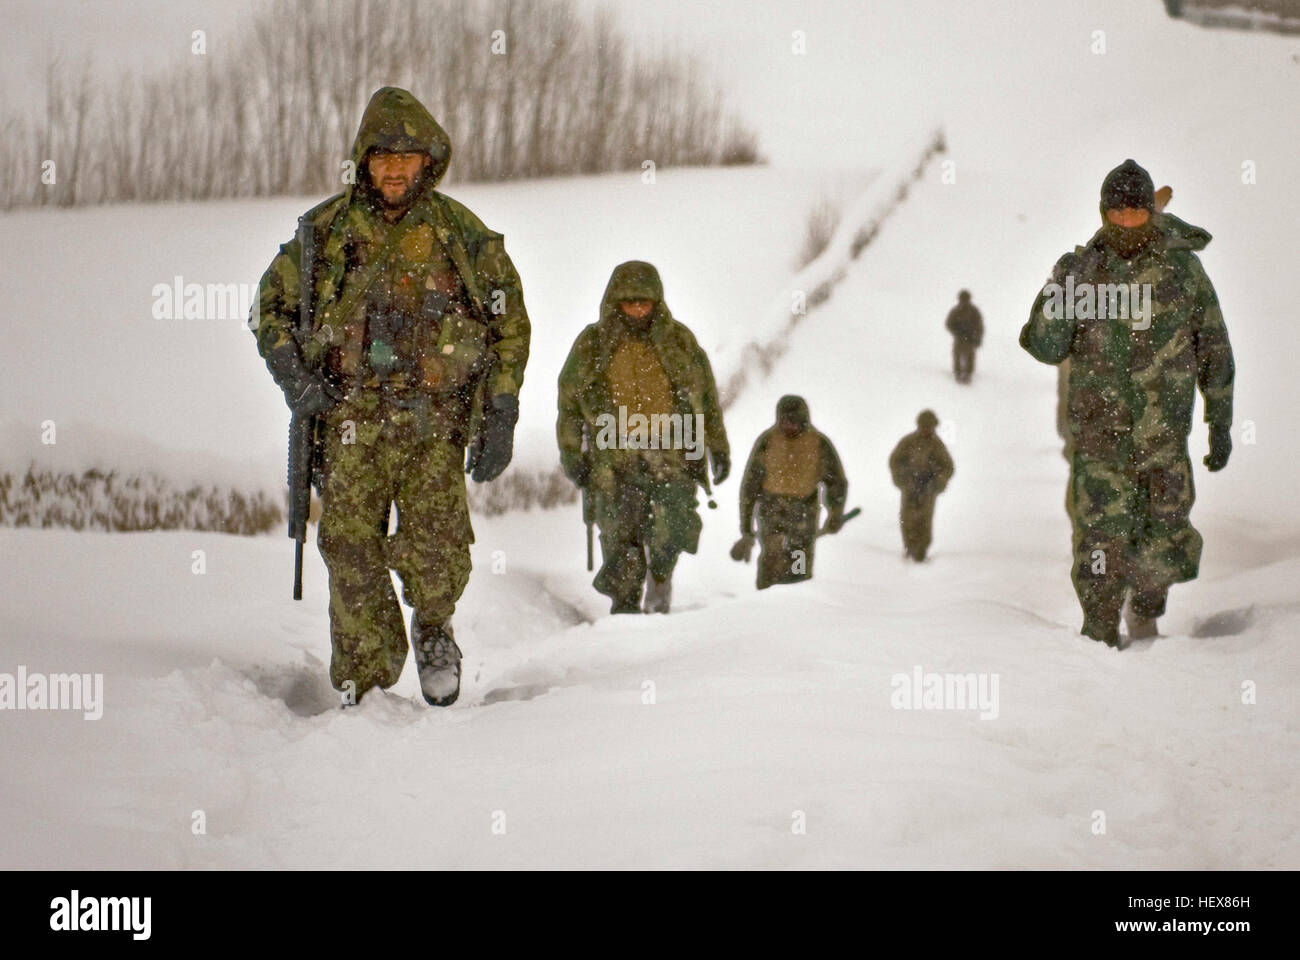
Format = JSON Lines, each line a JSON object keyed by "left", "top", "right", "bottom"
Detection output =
{"left": 287, "top": 215, "right": 317, "bottom": 600}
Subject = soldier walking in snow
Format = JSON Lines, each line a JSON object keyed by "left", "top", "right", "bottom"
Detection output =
{"left": 731, "top": 395, "right": 849, "bottom": 589}
{"left": 1020, "top": 159, "right": 1234, "bottom": 647}
{"left": 251, "top": 87, "right": 531, "bottom": 705}
{"left": 557, "top": 261, "right": 729, "bottom": 614}
{"left": 945, "top": 289, "right": 984, "bottom": 384}
{"left": 889, "top": 410, "right": 954, "bottom": 562}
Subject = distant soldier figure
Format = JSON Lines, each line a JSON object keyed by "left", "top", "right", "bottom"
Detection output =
{"left": 888, "top": 410, "right": 954, "bottom": 562}
{"left": 731, "top": 395, "right": 849, "bottom": 589}
{"left": 557, "top": 261, "right": 729, "bottom": 614}
{"left": 945, "top": 289, "right": 984, "bottom": 384}
{"left": 1020, "top": 159, "right": 1234, "bottom": 647}
{"left": 251, "top": 87, "right": 530, "bottom": 706}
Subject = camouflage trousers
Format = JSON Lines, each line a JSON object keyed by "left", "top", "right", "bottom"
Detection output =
{"left": 592, "top": 466, "right": 700, "bottom": 613}
{"left": 317, "top": 394, "right": 473, "bottom": 698}
{"left": 899, "top": 492, "right": 938, "bottom": 560}
{"left": 756, "top": 494, "right": 819, "bottom": 589}
{"left": 1067, "top": 449, "right": 1202, "bottom": 644}
{"left": 952, "top": 341, "right": 977, "bottom": 382}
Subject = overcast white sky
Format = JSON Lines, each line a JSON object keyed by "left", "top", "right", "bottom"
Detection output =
{"left": 2, "top": 0, "right": 1296, "bottom": 172}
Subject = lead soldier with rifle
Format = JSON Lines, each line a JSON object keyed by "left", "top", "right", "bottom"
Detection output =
{"left": 251, "top": 87, "right": 530, "bottom": 707}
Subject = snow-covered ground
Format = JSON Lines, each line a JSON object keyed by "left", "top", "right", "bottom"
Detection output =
{"left": 2, "top": 0, "right": 1298, "bottom": 868}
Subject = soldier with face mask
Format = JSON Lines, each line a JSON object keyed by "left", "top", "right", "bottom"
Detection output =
{"left": 1020, "top": 159, "right": 1234, "bottom": 647}
{"left": 557, "top": 261, "right": 729, "bottom": 614}
{"left": 732, "top": 396, "right": 848, "bottom": 589}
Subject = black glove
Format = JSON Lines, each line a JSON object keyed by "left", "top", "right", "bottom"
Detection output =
{"left": 265, "top": 343, "right": 343, "bottom": 416}
{"left": 565, "top": 457, "right": 590, "bottom": 489}
{"left": 1204, "top": 423, "right": 1231, "bottom": 472}
{"left": 823, "top": 512, "right": 843, "bottom": 534}
{"left": 466, "top": 394, "right": 519, "bottom": 483}
{"left": 711, "top": 449, "right": 730, "bottom": 485}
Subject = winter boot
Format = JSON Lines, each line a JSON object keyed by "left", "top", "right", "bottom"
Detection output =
{"left": 1125, "top": 589, "right": 1164, "bottom": 640}
{"left": 411, "top": 617, "right": 462, "bottom": 707}
{"left": 643, "top": 573, "right": 672, "bottom": 614}
{"left": 1081, "top": 615, "right": 1122, "bottom": 648}
{"left": 1124, "top": 604, "right": 1160, "bottom": 640}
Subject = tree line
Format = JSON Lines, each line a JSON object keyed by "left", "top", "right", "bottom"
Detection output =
{"left": 1, "top": 0, "right": 761, "bottom": 209}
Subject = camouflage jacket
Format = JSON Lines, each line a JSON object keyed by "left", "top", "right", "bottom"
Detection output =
{"left": 251, "top": 87, "right": 530, "bottom": 441}
{"left": 739, "top": 426, "right": 847, "bottom": 535}
{"left": 1020, "top": 213, "right": 1233, "bottom": 466}
{"left": 889, "top": 431, "right": 953, "bottom": 500}
{"left": 556, "top": 261, "right": 729, "bottom": 491}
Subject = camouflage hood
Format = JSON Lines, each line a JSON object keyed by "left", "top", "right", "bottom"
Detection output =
{"left": 600, "top": 260, "right": 667, "bottom": 325}
{"left": 1153, "top": 212, "right": 1211, "bottom": 251}
{"left": 346, "top": 86, "right": 452, "bottom": 204}
{"left": 776, "top": 395, "right": 810, "bottom": 430}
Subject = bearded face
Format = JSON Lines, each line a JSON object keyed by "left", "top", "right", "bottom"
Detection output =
{"left": 367, "top": 150, "right": 430, "bottom": 209}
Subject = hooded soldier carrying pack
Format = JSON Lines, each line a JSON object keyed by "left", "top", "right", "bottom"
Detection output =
{"left": 253, "top": 86, "right": 530, "bottom": 448}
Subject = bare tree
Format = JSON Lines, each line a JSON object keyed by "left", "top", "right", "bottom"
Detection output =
{"left": 3, "top": 0, "right": 761, "bottom": 208}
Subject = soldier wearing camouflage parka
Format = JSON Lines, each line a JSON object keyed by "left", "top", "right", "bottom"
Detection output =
{"left": 732, "top": 395, "right": 848, "bottom": 589}
{"left": 557, "top": 261, "right": 729, "bottom": 614}
{"left": 251, "top": 87, "right": 530, "bottom": 705}
{"left": 1021, "top": 159, "right": 1234, "bottom": 647}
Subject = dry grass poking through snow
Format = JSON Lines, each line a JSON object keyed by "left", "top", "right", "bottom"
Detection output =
{"left": 0, "top": 466, "right": 281, "bottom": 534}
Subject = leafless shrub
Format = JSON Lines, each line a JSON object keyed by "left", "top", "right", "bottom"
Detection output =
{"left": 1, "top": 0, "right": 759, "bottom": 209}
{"left": 795, "top": 197, "right": 843, "bottom": 270}
{"left": 0, "top": 466, "right": 280, "bottom": 534}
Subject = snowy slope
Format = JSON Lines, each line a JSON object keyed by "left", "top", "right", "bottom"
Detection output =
{"left": 3, "top": 141, "right": 1297, "bottom": 867}
{"left": 2, "top": 0, "right": 1298, "bottom": 869}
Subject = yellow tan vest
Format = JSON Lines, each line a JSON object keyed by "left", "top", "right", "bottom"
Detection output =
{"left": 607, "top": 338, "right": 675, "bottom": 418}
{"left": 762, "top": 430, "right": 821, "bottom": 497}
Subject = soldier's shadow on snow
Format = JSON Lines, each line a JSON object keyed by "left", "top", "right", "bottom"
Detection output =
{"left": 477, "top": 665, "right": 588, "bottom": 705}
{"left": 1189, "top": 605, "right": 1256, "bottom": 638}
{"left": 478, "top": 680, "right": 559, "bottom": 705}
{"left": 242, "top": 658, "right": 340, "bottom": 717}
{"left": 1123, "top": 606, "right": 1256, "bottom": 651}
